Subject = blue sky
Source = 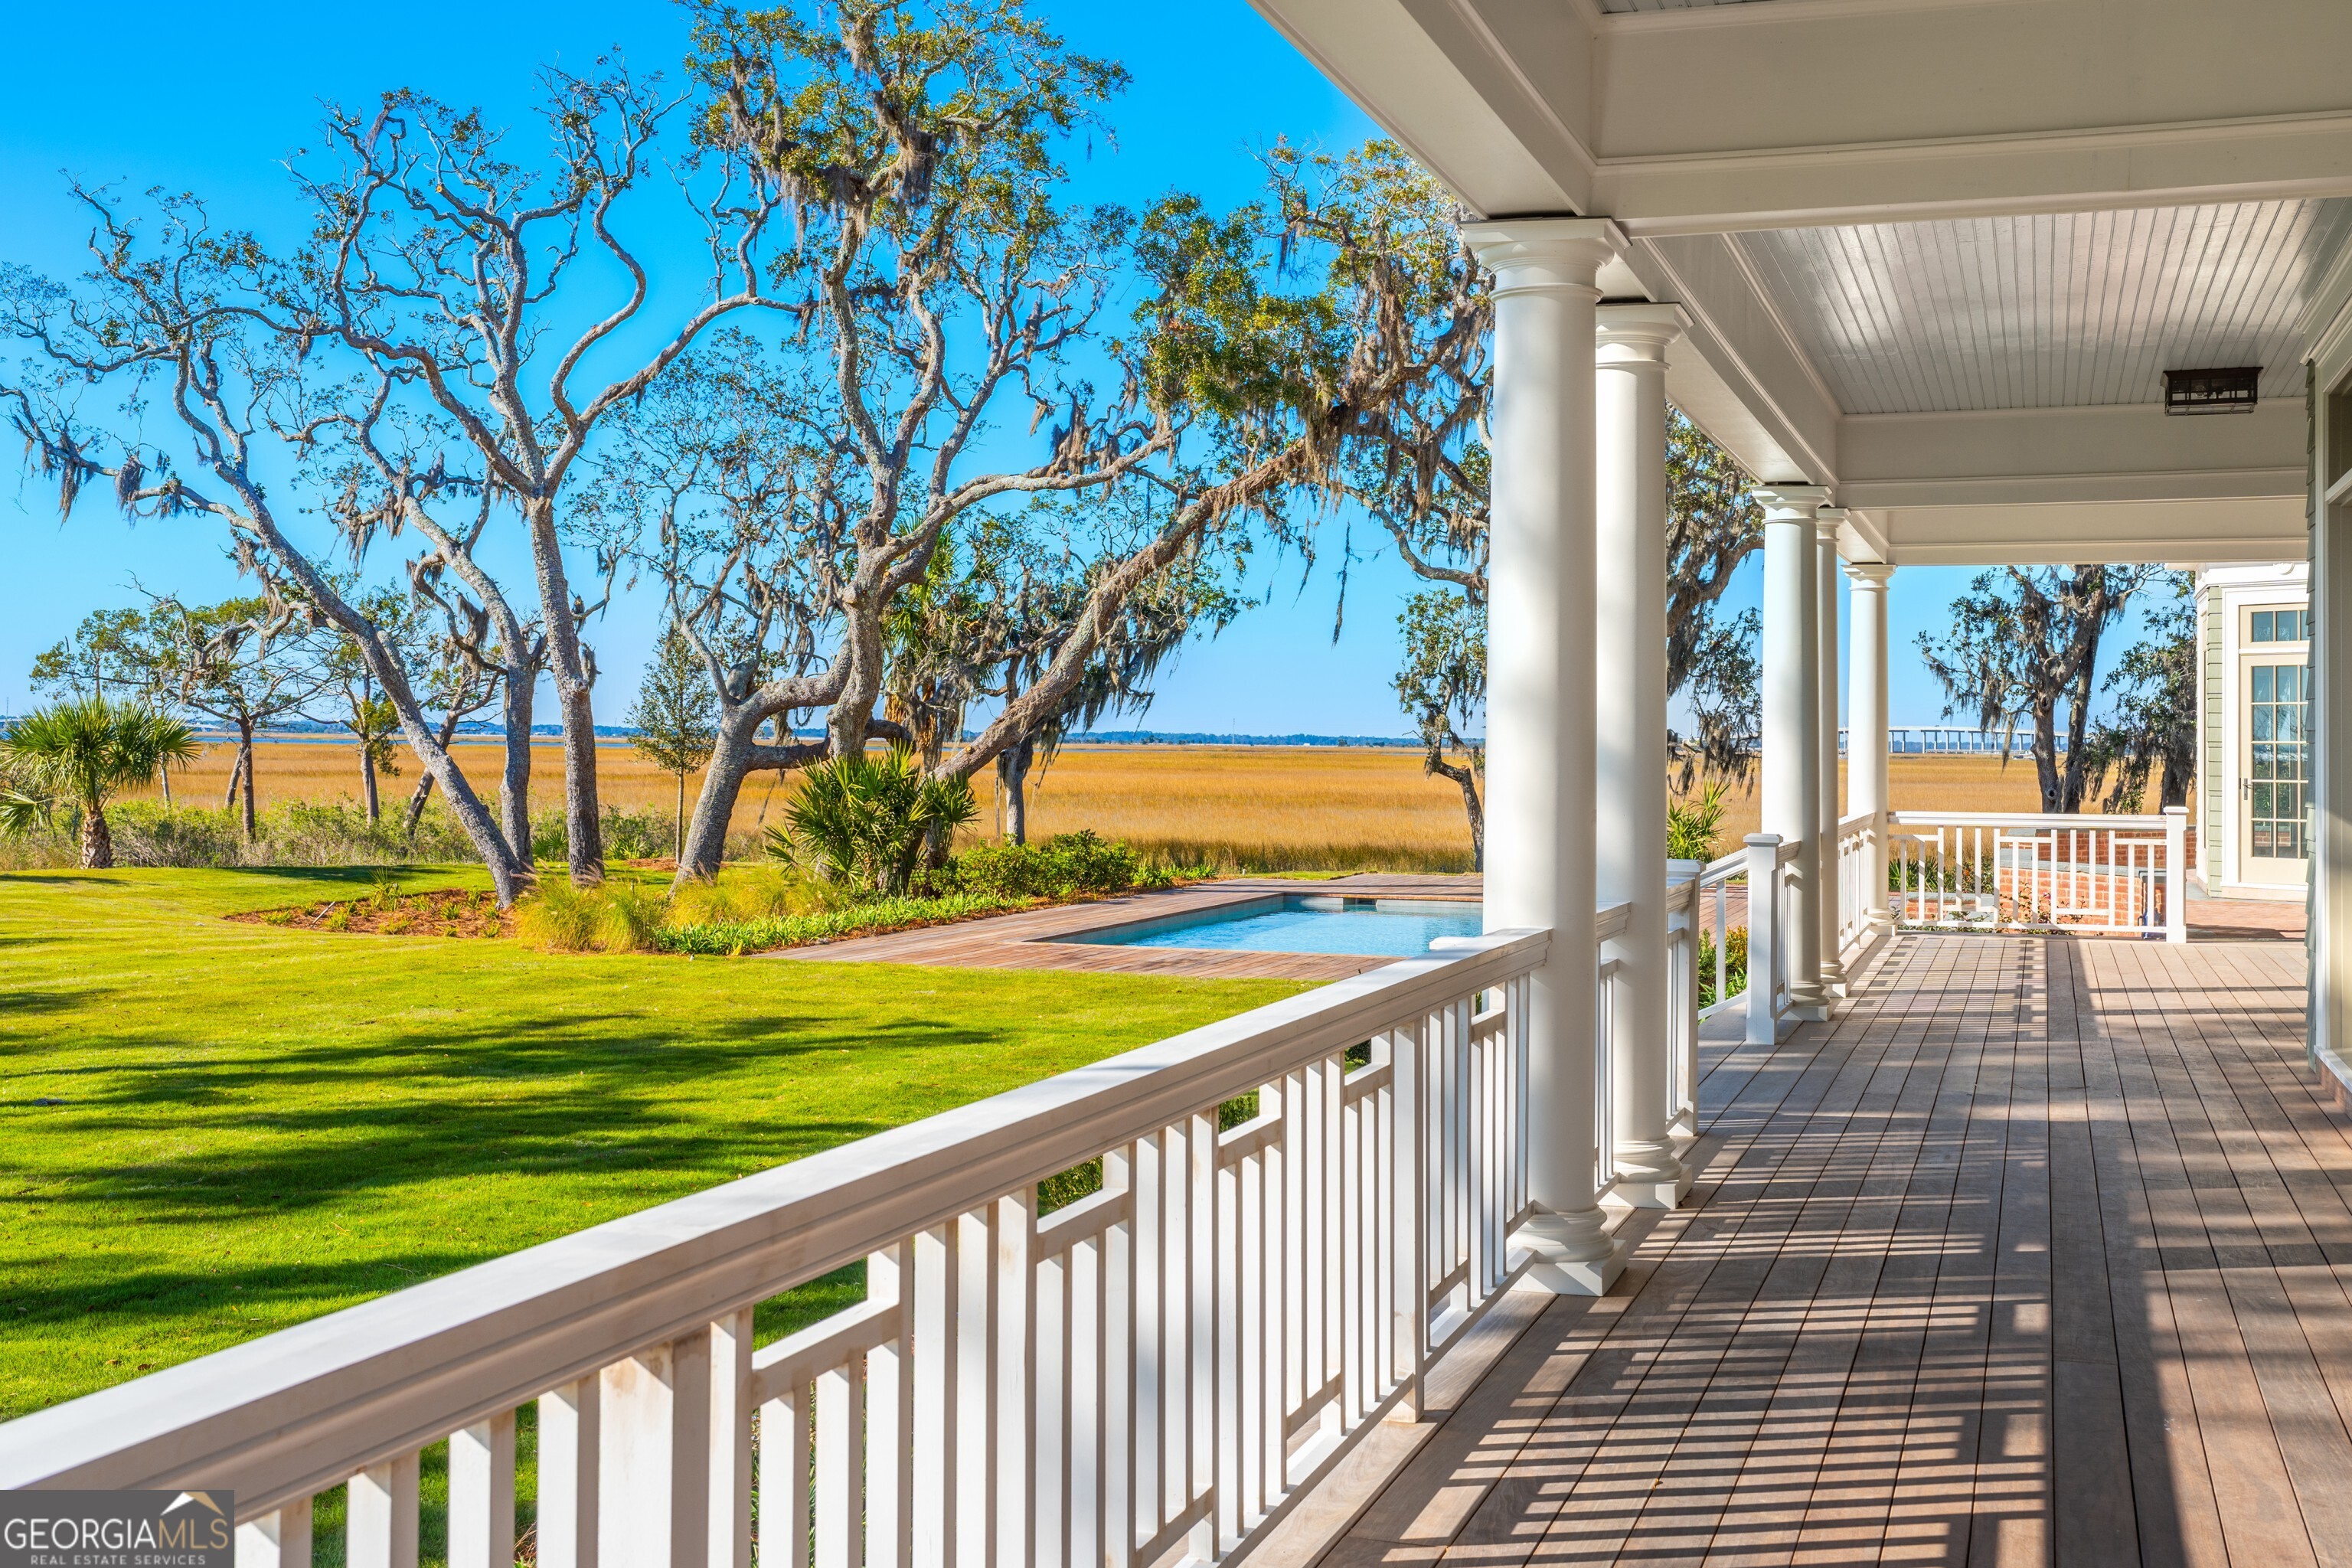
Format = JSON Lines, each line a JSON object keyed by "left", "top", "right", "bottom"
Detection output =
{"left": 0, "top": 0, "right": 2161, "bottom": 734}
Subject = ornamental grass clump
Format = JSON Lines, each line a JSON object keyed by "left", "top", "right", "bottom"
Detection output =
{"left": 514, "top": 878, "right": 606, "bottom": 953}
{"left": 597, "top": 882, "right": 668, "bottom": 954}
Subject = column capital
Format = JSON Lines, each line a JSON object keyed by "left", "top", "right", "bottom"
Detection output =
{"left": 1594, "top": 302, "right": 1687, "bottom": 366}
{"left": 1752, "top": 483, "right": 1831, "bottom": 521}
{"left": 1462, "top": 218, "right": 1621, "bottom": 299}
{"left": 1812, "top": 504, "right": 1848, "bottom": 544}
{"left": 1844, "top": 560, "right": 1896, "bottom": 586}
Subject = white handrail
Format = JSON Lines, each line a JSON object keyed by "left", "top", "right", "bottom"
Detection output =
{"left": 1887, "top": 807, "right": 2186, "bottom": 942}
{"left": 0, "top": 932, "right": 1550, "bottom": 1568}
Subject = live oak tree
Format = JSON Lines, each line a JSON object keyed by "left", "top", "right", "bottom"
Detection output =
{"left": 316, "top": 586, "right": 421, "bottom": 825}
{"left": 1918, "top": 564, "right": 2154, "bottom": 813}
{"left": 399, "top": 616, "right": 511, "bottom": 838}
{"left": 30, "top": 608, "right": 154, "bottom": 704}
{"left": 2079, "top": 573, "right": 2199, "bottom": 812}
{"left": 972, "top": 514, "right": 1231, "bottom": 846}
{"left": 31, "top": 605, "right": 186, "bottom": 805}
{"left": 149, "top": 597, "right": 331, "bottom": 839}
{"left": 0, "top": 191, "right": 530, "bottom": 900}
{"left": 1393, "top": 589, "right": 1485, "bottom": 868}
{"left": 289, "top": 62, "right": 795, "bottom": 886}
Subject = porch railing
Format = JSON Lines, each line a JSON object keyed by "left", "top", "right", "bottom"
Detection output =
{"left": 0, "top": 930, "right": 1574, "bottom": 1568}
{"left": 1689, "top": 836, "right": 1798, "bottom": 1044}
{"left": 1888, "top": 808, "right": 2187, "bottom": 942}
{"left": 1836, "top": 810, "right": 1880, "bottom": 956}
{"left": 1664, "top": 868, "right": 1700, "bottom": 1137}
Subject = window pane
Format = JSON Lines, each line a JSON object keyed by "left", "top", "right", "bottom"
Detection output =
{"left": 2287, "top": 665, "right": 2305, "bottom": 701}
{"left": 2282, "top": 705, "right": 2304, "bottom": 743}
{"left": 2254, "top": 611, "right": 2274, "bottom": 642}
{"left": 2253, "top": 665, "right": 2274, "bottom": 701}
{"left": 2253, "top": 705, "right": 2274, "bottom": 741}
{"left": 2254, "top": 824, "right": 2275, "bottom": 856}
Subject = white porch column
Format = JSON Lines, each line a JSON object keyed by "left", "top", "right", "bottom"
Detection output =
{"left": 1595, "top": 302, "right": 1689, "bottom": 1209}
{"left": 1758, "top": 485, "right": 1831, "bottom": 1021}
{"left": 1464, "top": 217, "right": 1622, "bottom": 1295}
{"left": 1815, "top": 510, "right": 1847, "bottom": 993}
{"left": 1845, "top": 561, "right": 1895, "bottom": 933}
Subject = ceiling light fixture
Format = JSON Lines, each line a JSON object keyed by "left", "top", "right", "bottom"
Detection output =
{"left": 2164, "top": 367, "right": 2261, "bottom": 415}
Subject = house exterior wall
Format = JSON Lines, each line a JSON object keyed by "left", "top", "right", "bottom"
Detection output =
{"left": 2196, "top": 562, "right": 2312, "bottom": 899}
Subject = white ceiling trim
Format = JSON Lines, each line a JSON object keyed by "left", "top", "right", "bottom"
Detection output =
{"left": 1870, "top": 497, "right": 2308, "bottom": 567}
{"left": 1598, "top": 113, "right": 2352, "bottom": 237}
{"left": 1596, "top": 0, "right": 2023, "bottom": 31}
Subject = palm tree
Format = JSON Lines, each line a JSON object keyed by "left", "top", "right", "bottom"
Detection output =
{"left": 0, "top": 697, "right": 199, "bottom": 868}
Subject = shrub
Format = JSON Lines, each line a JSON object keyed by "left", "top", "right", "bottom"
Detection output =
{"left": 1697, "top": 924, "right": 1749, "bottom": 1009}
{"left": 658, "top": 890, "right": 1028, "bottom": 956}
{"left": 599, "top": 805, "right": 675, "bottom": 863}
{"left": 946, "top": 831, "right": 1147, "bottom": 900}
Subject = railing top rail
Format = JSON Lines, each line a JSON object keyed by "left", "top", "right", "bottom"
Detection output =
{"left": 1888, "top": 809, "right": 2175, "bottom": 830}
{"left": 1665, "top": 874, "right": 1696, "bottom": 914}
{"left": 1837, "top": 810, "right": 1877, "bottom": 836}
{"left": 1776, "top": 839, "right": 1802, "bottom": 865}
{"left": 1595, "top": 899, "right": 1634, "bottom": 942}
{"left": 1697, "top": 849, "right": 1748, "bottom": 885}
{"left": 0, "top": 928, "right": 1550, "bottom": 1509}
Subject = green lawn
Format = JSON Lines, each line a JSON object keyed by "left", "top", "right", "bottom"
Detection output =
{"left": 0, "top": 867, "right": 1305, "bottom": 1422}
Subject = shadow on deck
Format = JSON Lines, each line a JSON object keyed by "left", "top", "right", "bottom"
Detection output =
{"left": 1258, "top": 933, "right": 2352, "bottom": 1567}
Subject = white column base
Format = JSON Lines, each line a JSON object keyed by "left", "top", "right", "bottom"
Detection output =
{"left": 1511, "top": 1209, "right": 1624, "bottom": 1296}
{"left": 1788, "top": 995, "right": 1831, "bottom": 1022}
{"left": 1611, "top": 1136, "right": 1690, "bottom": 1209}
{"left": 1818, "top": 956, "right": 1850, "bottom": 997}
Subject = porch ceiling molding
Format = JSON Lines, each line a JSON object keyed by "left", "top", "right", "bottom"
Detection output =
{"left": 1251, "top": 0, "right": 2352, "bottom": 233}
{"left": 1862, "top": 496, "right": 2310, "bottom": 567}
{"left": 1838, "top": 401, "right": 2307, "bottom": 510}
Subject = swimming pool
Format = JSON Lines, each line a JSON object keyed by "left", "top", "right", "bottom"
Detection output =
{"left": 1056, "top": 895, "right": 1485, "bottom": 957}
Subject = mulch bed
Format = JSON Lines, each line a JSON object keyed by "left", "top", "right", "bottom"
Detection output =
{"left": 227, "top": 887, "right": 508, "bottom": 938}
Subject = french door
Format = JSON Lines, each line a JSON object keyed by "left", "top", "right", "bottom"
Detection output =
{"left": 2240, "top": 605, "right": 2311, "bottom": 885}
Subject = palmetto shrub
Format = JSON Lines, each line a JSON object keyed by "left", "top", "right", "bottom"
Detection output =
{"left": 1668, "top": 779, "right": 1731, "bottom": 864}
{"left": 770, "top": 745, "right": 979, "bottom": 897}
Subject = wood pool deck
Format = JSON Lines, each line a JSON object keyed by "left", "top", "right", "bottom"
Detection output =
{"left": 1252, "top": 932, "right": 2352, "bottom": 1567}
{"left": 767, "top": 874, "right": 1485, "bottom": 980}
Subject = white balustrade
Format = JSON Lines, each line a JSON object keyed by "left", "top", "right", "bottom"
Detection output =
{"left": 1592, "top": 900, "right": 1630, "bottom": 1208}
{"left": 2, "top": 929, "right": 1597, "bottom": 1568}
{"left": 1888, "top": 808, "right": 2187, "bottom": 942}
{"left": 1835, "top": 811, "right": 1881, "bottom": 956}
{"left": 1663, "top": 867, "right": 1700, "bottom": 1138}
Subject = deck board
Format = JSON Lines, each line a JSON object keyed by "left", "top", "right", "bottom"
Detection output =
{"left": 1289, "top": 933, "right": 2352, "bottom": 1567}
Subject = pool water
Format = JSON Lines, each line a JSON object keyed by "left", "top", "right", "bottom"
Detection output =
{"left": 1060, "top": 895, "right": 1485, "bottom": 957}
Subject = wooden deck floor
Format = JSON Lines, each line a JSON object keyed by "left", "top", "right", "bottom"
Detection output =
{"left": 1299, "top": 933, "right": 2352, "bottom": 1567}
